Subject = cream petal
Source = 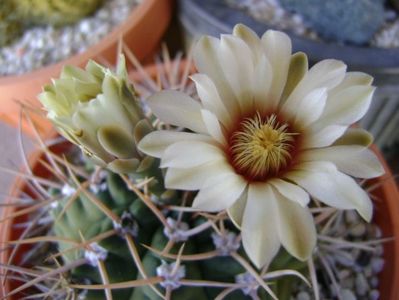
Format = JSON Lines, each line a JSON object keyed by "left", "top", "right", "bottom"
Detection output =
{"left": 147, "top": 90, "right": 207, "bottom": 133}
{"left": 318, "top": 85, "right": 375, "bottom": 127}
{"left": 165, "top": 160, "right": 234, "bottom": 191}
{"left": 241, "top": 183, "right": 280, "bottom": 268}
{"left": 201, "top": 109, "right": 227, "bottom": 146}
{"left": 74, "top": 94, "right": 133, "bottom": 135}
{"left": 107, "top": 158, "right": 140, "bottom": 174}
{"left": 190, "top": 74, "right": 232, "bottom": 127}
{"left": 161, "top": 141, "right": 225, "bottom": 168}
{"left": 331, "top": 171, "right": 373, "bottom": 221}
{"left": 193, "top": 36, "right": 240, "bottom": 116}
{"left": 273, "top": 188, "right": 316, "bottom": 261}
{"left": 333, "top": 128, "right": 373, "bottom": 147}
{"left": 227, "top": 188, "right": 248, "bottom": 229}
{"left": 280, "top": 52, "right": 308, "bottom": 105}
{"left": 73, "top": 97, "right": 130, "bottom": 161}
{"left": 294, "top": 161, "right": 338, "bottom": 173}
{"left": 138, "top": 131, "right": 214, "bottom": 158}
{"left": 303, "top": 125, "right": 347, "bottom": 148}
{"left": 302, "top": 146, "right": 384, "bottom": 179}
{"left": 233, "top": 24, "right": 263, "bottom": 62}
{"left": 287, "top": 167, "right": 373, "bottom": 221}
{"left": 268, "top": 179, "right": 310, "bottom": 207}
{"left": 285, "top": 87, "right": 327, "bottom": 128}
{"left": 219, "top": 35, "right": 254, "bottom": 113}
{"left": 283, "top": 59, "right": 346, "bottom": 114}
{"left": 261, "top": 30, "right": 292, "bottom": 108}
{"left": 102, "top": 74, "right": 123, "bottom": 106}
{"left": 287, "top": 169, "right": 347, "bottom": 208}
{"left": 253, "top": 55, "right": 273, "bottom": 113}
{"left": 306, "top": 59, "right": 347, "bottom": 90}
{"left": 61, "top": 65, "right": 93, "bottom": 81}
{"left": 192, "top": 173, "right": 247, "bottom": 212}
{"left": 97, "top": 125, "right": 136, "bottom": 159}
{"left": 329, "top": 72, "right": 373, "bottom": 98}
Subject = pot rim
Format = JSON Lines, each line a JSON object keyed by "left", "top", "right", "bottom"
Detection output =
{"left": 0, "top": 0, "right": 158, "bottom": 82}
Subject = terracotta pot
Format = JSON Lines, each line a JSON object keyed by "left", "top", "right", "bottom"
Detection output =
{"left": 0, "top": 0, "right": 172, "bottom": 137}
{"left": 0, "top": 131, "right": 66, "bottom": 299}
{"left": 369, "top": 145, "right": 399, "bottom": 300}
{"left": 1, "top": 63, "right": 398, "bottom": 299}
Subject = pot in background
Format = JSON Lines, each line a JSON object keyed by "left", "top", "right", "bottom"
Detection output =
{"left": 0, "top": 0, "right": 173, "bottom": 137}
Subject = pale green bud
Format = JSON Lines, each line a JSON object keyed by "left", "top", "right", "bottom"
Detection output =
{"left": 38, "top": 55, "right": 152, "bottom": 174}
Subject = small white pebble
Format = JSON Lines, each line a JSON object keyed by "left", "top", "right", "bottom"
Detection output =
{"left": 370, "top": 276, "right": 379, "bottom": 288}
{"left": 345, "top": 210, "right": 359, "bottom": 224}
{"left": 355, "top": 273, "right": 369, "bottom": 296}
{"left": 335, "top": 252, "right": 355, "bottom": 267}
{"left": 338, "top": 269, "right": 352, "bottom": 280}
{"left": 371, "top": 257, "right": 385, "bottom": 273}
{"left": 364, "top": 265, "right": 373, "bottom": 278}
{"left": 375, "top": 245, "right": 384, "bottom": 256}
{"left": 349, "top": 223, "right": 367, "bottom": 237}
{"left": 296, "top": 291, "right": 311, "bottom": 300}
{"left": 341, "top": 289, "right": 357, "bottom": 300}
{"left": 369, "top": 289, "right": 380, "bottom": 300}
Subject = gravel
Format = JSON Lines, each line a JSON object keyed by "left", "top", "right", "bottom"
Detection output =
{"left": 225, "top": 0, "right": 319, "bottom": 40}
{"left": 371, "top": 19, "right": 399, "bottom": 48}
{"left": 0, "top": 0, "right": 140, "bottom": 76}
{"left": 226, "top": 0, "right": 399, "bottom": 49}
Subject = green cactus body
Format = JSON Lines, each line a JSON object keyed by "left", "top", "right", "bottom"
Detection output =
{"left": 49, "top": 169, "right": 294, "bottom": 300}
{"left": 12, "top": 0, "right": 104, "bottom": 26}
{"left": 0, "top": 0, "right": 23, "bottom": 47}
{"left": 134, "top": 228, "right": 208, "bottom": 300}
{"left": 51, "top": 173, "right": 151, "bottom": 299}
{"left": 52, "top": 189, "right": 115, "bottom": 262}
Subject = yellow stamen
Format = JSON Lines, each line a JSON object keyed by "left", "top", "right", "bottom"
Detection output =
{"left": 230, "top": 113, "right": 296, "bottom": 179}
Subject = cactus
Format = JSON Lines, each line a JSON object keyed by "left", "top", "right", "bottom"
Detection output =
{"left": 0, "top": 0, "right": 23, "bottom": 47}
{"left": 47, "top": 168, "right": 296, "bottom": 300}
{"left": 279, "top": 0, "right": 385, "bottom": 45}
{"left": 12, "top": 0, "right": 104, "bottom": 26}
{"left": 0, "top": 0, "right": 103, "bottom": 48}
{"left": 2, "top": 26, "right": 386, "bottom": 300}
{"left": 49, "top": 171, "right": 157, "bottom": 299}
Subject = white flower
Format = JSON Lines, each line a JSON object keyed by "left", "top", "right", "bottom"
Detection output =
{"left": 138, "top": 24, "right": 384, "bottom": 268}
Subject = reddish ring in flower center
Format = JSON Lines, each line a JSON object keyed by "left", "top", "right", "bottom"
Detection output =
{"left": 226, "top": 112, "right": 300, "bottom": 182}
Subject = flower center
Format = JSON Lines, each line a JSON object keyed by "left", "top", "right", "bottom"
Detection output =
{"left": 229, "top": 113, "right": 297, "bottom": 181}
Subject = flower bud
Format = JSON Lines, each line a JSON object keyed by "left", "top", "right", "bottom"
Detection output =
{"left": 39, "top": 55, "right": 152, "bottom": 173}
